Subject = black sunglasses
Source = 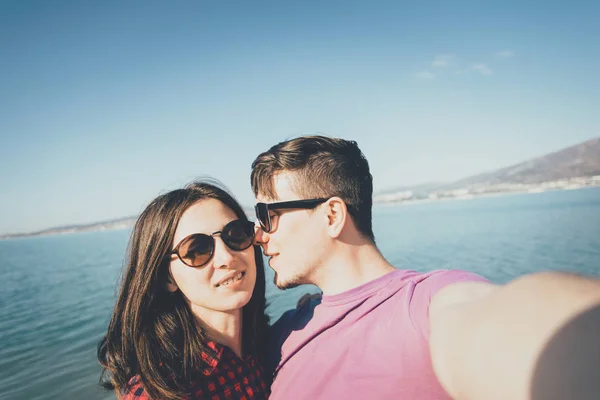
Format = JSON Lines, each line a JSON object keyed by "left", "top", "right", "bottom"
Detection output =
{"left": 254, "top": 198, "right": 328, "bottom": 233}
{"left": 171, "top": 219, "right": 255, "bottom": 267}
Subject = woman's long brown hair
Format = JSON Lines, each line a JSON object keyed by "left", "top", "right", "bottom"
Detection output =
{"left": 97, "top": 180, "right": 269, "bottom": 399}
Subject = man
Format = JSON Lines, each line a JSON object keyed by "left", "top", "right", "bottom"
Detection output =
{"left": 250, "top": 135, "right": 600, "bottom": 400}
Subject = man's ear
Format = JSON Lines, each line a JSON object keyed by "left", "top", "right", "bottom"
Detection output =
{"left": 323, "top": 197, "right": 347, "bottom": 239}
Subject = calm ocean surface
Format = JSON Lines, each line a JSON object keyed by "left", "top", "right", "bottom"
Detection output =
{"left": 1, "top": 188, "right": 599, "bottom": 399}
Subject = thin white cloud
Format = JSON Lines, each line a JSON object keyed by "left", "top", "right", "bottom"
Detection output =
{"left": 494, "top": 50, "right": 514, "bottom": 59}
{"left": 432, "top": 54, "right": 457, "bottom": 68}
{"left": 415, "top": 70, "right": 435, "bottom": 80}
{"left": 470, "top": 63, "right": 493, "bottom": 76}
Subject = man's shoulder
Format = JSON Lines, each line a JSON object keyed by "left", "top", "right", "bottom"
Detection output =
{"left": 271, "top": 293, "right": 322, "bottom": 334}
{"left": 406, "top": 268, "right": 489, "bottom": 289}
{"left": 399, "top": 269, "right": 489, "bottom": 341}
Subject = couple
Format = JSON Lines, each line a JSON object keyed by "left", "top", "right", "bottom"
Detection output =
{"left": 99, "top": 135, "right": 600, "bottom": 400}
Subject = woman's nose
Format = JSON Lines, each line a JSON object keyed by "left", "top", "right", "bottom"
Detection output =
{"left": 253, "top": 223, "right": 269, "bottom": 245}
{"left": 212, "top": 237, "right": 235, "bottom": 268}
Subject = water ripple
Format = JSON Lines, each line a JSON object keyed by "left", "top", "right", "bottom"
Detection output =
{"left": 1, "top": 189, "right": 600, "bottom": 399}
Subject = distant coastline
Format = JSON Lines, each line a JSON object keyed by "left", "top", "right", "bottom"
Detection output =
{"left": 0, "top": 207, "right": 255, "bottom": 240}
{"left": 374, "top": 175, "right": 600, "bottom": 206}
{"left": 0, "top": 216, "right": 138, "bottom": 240}
{"left": 2, "top": 183, "right": 599, "bottom": 240}
{"left": 3, "top": 136, "right": 599, "bottom": 240}
{"left": 381, "top": 181, "right": 600, "bottom": 208}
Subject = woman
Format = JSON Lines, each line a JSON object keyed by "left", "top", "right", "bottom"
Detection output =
{"left": 98, "top": 180, "right": 270, "bottom": 399}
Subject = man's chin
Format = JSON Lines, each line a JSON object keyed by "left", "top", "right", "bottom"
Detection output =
{"left": 273, "top": 273, "right": 300, "bottom": 290}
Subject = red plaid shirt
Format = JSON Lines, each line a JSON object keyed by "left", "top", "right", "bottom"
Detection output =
{"left": 121, "top": 341, "right": 269, "bottom": 400}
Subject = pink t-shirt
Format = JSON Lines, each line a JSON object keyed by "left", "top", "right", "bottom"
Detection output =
{"left": 268, "top": 269, "right": 488, "bottom": 399}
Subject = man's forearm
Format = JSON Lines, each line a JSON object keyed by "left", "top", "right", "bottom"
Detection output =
{"left": 430, "top": 272, "right": 600, "bottom": 400}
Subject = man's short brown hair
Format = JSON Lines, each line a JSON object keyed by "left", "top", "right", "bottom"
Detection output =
{"left": 251, "top": 135, "right": 375, "bottom": 242}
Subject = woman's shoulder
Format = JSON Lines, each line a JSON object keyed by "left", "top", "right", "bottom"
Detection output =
{"left": 119, "top": 376, "right": 149, "bottom": 400}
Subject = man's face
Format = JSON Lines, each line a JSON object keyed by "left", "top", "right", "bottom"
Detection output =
{"left": 254, "top": 172, "right": 328, "bottom": 289}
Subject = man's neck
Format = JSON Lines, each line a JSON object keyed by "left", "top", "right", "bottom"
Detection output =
{"left": 191, "top": 306, "right": 243, "bottom": 357}
{"left": 312, "top": 241, "right": 396, "bottom": 296}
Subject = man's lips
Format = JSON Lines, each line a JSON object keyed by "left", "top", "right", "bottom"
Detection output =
{"left": 266, "top": 255, "right": 279, "bottom": 269}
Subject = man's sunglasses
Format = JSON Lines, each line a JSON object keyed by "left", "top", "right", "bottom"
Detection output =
{"left": 254, "top": 198, "right": 328, "bottom": 233}
{"left": 171, "top": 219, "right": 255, "bottom": 267}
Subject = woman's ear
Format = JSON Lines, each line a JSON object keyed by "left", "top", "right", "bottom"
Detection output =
{"left": 165, "top": 268, "right": 178, "bottom": 293}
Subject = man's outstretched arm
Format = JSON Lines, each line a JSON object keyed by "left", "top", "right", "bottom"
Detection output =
{"left": 429, "top": 272, "right": 600, "bottom": 400}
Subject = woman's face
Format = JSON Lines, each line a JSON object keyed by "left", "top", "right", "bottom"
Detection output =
{"left": 167, "top": 198, "right": 257, "bottom": 317}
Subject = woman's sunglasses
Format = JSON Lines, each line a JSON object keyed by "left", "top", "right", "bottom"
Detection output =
{"left": 170, "top": 219, "right": 255, "bottom": 267}
{"left": 254, "top": 198, "right": 328, "bottom": 233}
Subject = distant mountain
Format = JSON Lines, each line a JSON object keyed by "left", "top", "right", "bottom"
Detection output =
{"left": 374, "top": 136, "right": 600, "bottom": 201}
{"left": 4, "top": 138, "right": 599, "bottom": 239}
{"left": 447, "top": 137, "right": 600, "bottom": 189}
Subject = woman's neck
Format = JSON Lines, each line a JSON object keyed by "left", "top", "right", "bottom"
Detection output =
{"left": 191, "top": 306, "right": 243, "bottom": 357}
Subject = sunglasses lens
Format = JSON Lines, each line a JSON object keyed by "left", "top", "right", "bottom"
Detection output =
{"left": 179, "top": 234, "right": 213, "bottom": 267}
{"left": 255, "top": 204, "right": 270, "bottom": 232}
{"left": 222, "top": 220, "right": 255, "bottom": 250}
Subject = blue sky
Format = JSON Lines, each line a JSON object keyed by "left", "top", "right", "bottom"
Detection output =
{"left": 1, "top": 0, "right": 599, "bottom": 235}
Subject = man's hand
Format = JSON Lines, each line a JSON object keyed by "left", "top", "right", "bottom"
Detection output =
{"left": 429, "top": 272, "right": 600, "bottom": 400}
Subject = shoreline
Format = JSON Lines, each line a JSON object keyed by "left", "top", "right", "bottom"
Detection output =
{"left": 374, "top": 184, "right": 600, "bottom": 208}
{"left": 3, "top": 185, "right": 599, "bottom": 241}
